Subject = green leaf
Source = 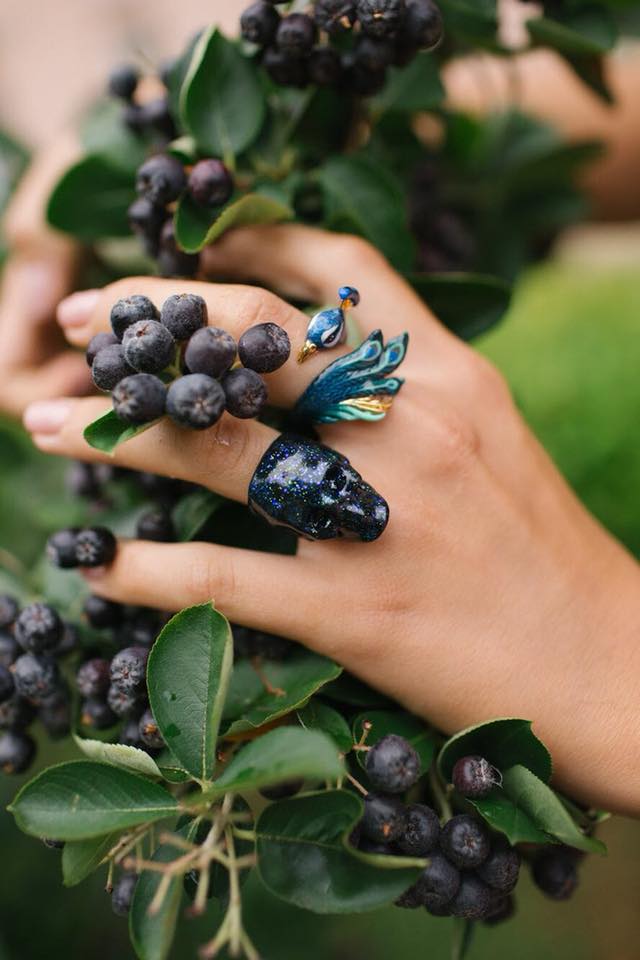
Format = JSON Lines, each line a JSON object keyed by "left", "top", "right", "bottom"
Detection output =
{"left": 175, "top": 191, "right": 293, "bottom": 253}
{"left": 467, "top": 788, "right": 553, "bottom": 845}
{"left": 181, "top": 28, "right": 266, "bottom": 160}
{"left": 438, "top": 718, "right": 552, "bottom": 783}
{"left": 9, "top": 761, "right": 177, "bottom": 840}
{"left": 172, "top": 489, "right": 222, "bottom": 541}
{"left": 165, "top": 30, "right": 203, "bottom": 118}
{"left": 62, "top": 832, "right": 121, "bottom": 887}
{"left": 352, "top": 710, "right": 437, "bottom": 775}
{"left": 209, "top": 727, "right": 343, "bottom": 795}
{"left": 256, "top": 790, "right": 422, "bottom": 913}
{"left": 80, "top": 99, "right": 147, "bottom": 172}
{"left": 527, "top": 8, "right": 617, "bottom": 55}
{"left": 297, "top": 701, "right": 352, "bottom": 753}
{"left": 322, "top": 672, "right": 393, "bottom": 708}
{"left": 47, "top": 154, "right": 135, "bottom": 240}
{"left": 130, "top": 820, "right": 198, "bottom": 960}
{"left": 319, "top": 155, "right": 415, "bottom": 272}
{"left": 370, "top": 53, "right": 444, "bottom": 116}
{"left": 407, "top": 273, "right": 512, "bottom": 340}
{"left": 438, "top": 0, "right": 499, "bottom": 45}
{"left": 501, "top": 765, "right": 607, "bottom": 854}
{"left": 222, "top": 651, "right": 342, "bottom": 736}
{"left": 83, "top": 410, "right": 160, "bottom": 455}
{"left": 73, "top": 734, "right": 163, "bottom": 779}
{"left": 147, "top": 604, "right": 233, "bottom": 783}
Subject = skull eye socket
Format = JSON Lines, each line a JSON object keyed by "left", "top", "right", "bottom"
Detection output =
{"left": 324, "top": 463, "right": 348, "bottom": 492}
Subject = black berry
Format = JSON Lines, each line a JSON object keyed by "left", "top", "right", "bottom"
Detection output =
{"left": 0, "top": 664, "right": 15, "bottom": 704}
{"left": 111, "top": 295, "right": 159, "bottom": 341}
{"left": 365, "top": 734, "right": 420, "bottom": 794}
{"left": 188, "top": 158, "right": 234, "bottom": 209}
{"left": 396, "top": 803, "right": 440, "bottom": 856}
{"left": 357, "top": 0, "right": 405, "bottom": 37}
{"left": 0, "top": 731, "right": 36, "bottom": 774}
{"left": 308, "top": 46, "right": 343, "bottom": 86}
{"left": 75, "top": 527, "right": 117, "bottom": 568}
{"left": 277, "top": 13, "right": 317, "bottom": 56}
{"left": 0, "top": 695, "right": 35, "bottom": 731}
{"left": 263, "top": 47, "right": 309, "bottom": 87}
{"left": 355, "top": 36, "right": 394, "bottom": 70}
{"left": 0, "top": 630, "right": 19, "bottom": 668}
{"left": 449, "top": 874, "right": 492, "bottom": 921}
{"left": 136, "top": 154, "right": 186, "bottom": 206}
{"left": 398, "top": 0, "right": 443, "bottom": 49}
{"left": 112, "top": 873, "right": 138, "bottom": 917}
{"left": 55, "top": 623, "right": 80, "bottom": 658}
{"left": 120, "top": 716, "right": 145, "bottom": 748}
{"left": 314, "top": 0, "right": 357, "bottom": 34}
{"left": 86, "top": 332, "right": 119, "bottom": 367}
{"left": 110, "top": 646, "right": 148, "bottom": 694}
{"left": 167, "top": 374, "right": 226, "bottom": 430}
{"left": 108, "top": 64, "right": 139, "bottom": 101}
{"left": 484, "top": 892, "right": 515, "bottom": 925}
{"left": 139, "top": 98, "right": 176, "bottom": 140}
{"left": 46, "top": 528, "right": 80, "bottom": 569}
{"left": 532, "top": 849, "right": 579, "bottom": 900}
{"left": 412, "top": 851, "right": 460, "bottom": 910}
{"left": 76, "top": 658, "right": 112, "bottom": 698}
{"left": 128, "top": 197, "right": 168, "bottom": 257}
{"left": 185, "top": 327, "right": 237, "bottom": 378}
{"left": 360, "top": 793, "right": 405, "bottom": 844}
{"left": 15, "top": 603, "right": 63, "bottom": 654}
{"left": 138, "top": 707, "right": 165, "bottom": 749}
{"left": 66, "top": 462, "right": 100, "bottom": 499}
{"left": 92, "top": 344, "right": 133, "bottom": 391}
{"left": 83, "top": 595, "right": 123, "bottom": 629}
{"left": 107, "top": 685, "right": 142, "bottom": 718}
{"left": 12, "top": 654, "right": 60, "bottom": 703}
{"left": 440, "top": 815, "right": 490, "bottom": 870}
{"left": 39, "top": 695, "right": 71, "bottom": 740}
{"left": 222, "top": 368, "right": 268, "bottom": 419}
{"left": 238, "top": 322, "right": 290, "bottom": 374}
{"left": 452, "top": 755, "right": 498, "bottom": 798}
{"left": 0, "top": 595, "right": 19, "bottom": 629}
{"left": 241, "top": 1, "right": 280, "bottom": 45}
{"left": 80, "top": 696, "right": 118, "bottom": 730}
{"left": 136, "top": 507, "right": 176, "bottom": 542}
{"left": 343, "top": 56, "right": 386, "bottom": 95}
{"left": 123, "top": 319, "right": 175, "bottom": 373}
{"left": 477, "top": 836, "right": 520, "bottom": 893}
{"left": 157, "top": 220, "right": 200, "bottom": 279}
{"left": 160, "top": 293, "right": 207, "bottom": 341}
{"left": 112, "top": 373, "right": 167, "bottom": 425}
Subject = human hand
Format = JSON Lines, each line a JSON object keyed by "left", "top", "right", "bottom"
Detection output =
{"left": 0, "top": 136, "right": 91, "bottom": 417}
{"left": 23, "top": 224, "right": 640, "bottom": 815}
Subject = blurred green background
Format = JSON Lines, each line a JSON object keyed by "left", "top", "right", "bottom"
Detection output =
{"left": 0, "top": 258, "right": 639, "bottom": 959}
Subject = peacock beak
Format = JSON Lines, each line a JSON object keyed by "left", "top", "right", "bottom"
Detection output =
{"left": 297, "top": 340, "right": 317, "bottom": 364}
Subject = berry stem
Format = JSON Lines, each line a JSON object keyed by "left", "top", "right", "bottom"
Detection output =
{"left": 344, "top": 771, "right": 368, "bottom": 797}
{"left": 429, "top": 764, "right": 453, "bottom": 822}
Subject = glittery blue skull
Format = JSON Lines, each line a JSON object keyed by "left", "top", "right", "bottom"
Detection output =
{"left": 248, "top": 436, "right": 389, "bottom": 542}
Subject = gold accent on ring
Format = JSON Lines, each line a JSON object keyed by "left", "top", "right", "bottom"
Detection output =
{"left": 339, "top": 395, "right": 395, "bottom": 415}
{"left": 297, "top": 340, "right": 317, "bottom": 364}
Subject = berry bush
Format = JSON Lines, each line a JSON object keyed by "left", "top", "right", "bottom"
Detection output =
{"left": 0, "top": 0, "right": 630, "bottom": 957}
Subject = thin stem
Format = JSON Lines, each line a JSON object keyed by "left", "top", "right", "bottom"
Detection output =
{"left": 232, "top": 828, "right": 257, "bottom": 842}
{"left": 429, "top": 764, "right": 453, "bottom": 822}
{"left": 345, "top": 771, "right": 368, "bottom": 797}
{"left": 225, "top": 826, "right": 242, "bottom": 957}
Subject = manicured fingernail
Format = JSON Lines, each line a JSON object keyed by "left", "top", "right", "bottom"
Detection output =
{"left": 57, "top": 289, "right": 100, "bottom": 328}
{"left": 23, "top": 399, "right": 73, "bottom": 435}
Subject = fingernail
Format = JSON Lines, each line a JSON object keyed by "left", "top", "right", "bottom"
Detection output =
{"left": 23, "top": 399, "right": 73, "bottom": 435}
{"left": 81, "top": 567, "right": 106, "bottom": 581}
{"left": 57, "top": 289, "right": 100, "bottom": 328}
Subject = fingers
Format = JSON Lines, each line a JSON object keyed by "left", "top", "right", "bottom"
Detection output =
{"left": 81, "top": 540, "right": 325, "bottom": 641}
{"left": 56, "top": 278, "right": 354, "bottom": 407}
{"left": 1, "top": 354, "right": 91, "bottom": 419}
{"left": 201, "top": 224, "right": 448, "bottom": 346}
{"left": 23, "top": 396, "right": 278, "bottom": 502}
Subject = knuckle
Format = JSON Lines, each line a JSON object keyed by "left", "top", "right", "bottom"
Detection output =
{"left": 335, "top": 233, "right": 384, "bottom": 271}
{"left": 184, "top": 549, "right": 236, "bottom": 607}
{"left": 467, "top": 353, "right": 512, "bottom": 406}
{"left": 234, "top": 287, "right": 288, "bottom": 331}
{"left": 429, "top": 404, "right": 479, "bottom": 470}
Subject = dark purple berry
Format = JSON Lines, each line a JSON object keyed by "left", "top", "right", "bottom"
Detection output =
{"left": 112, "top": 872, "right": 138, "bottom": 917}
{"left": 75, "top": 527, "right": 117, "bottom": 568}
{"left": 365, "top": 734, "right": 420, "bottom": 794}
{"left": 112, "top": 373, "right": 167, "bottom": 425}
{"left": 185, "top": 327, "right": 237, "bottom": 378}
{"left": 277, "top": 13, "right": 317, "bottom": 56}
{"left": 314, "top": 0, "right": 357, "bottom": 34}
{"left": 359, "top": 837, "right": 398, "bottom": 856}
{"left": 411, "top": 851, "right": 460, "bottom": 910}
{"left": 241, "top": 1, "right": 280, "bottom": 45}
{"left": 0, "top": 630, "right": 19, "bottom": 668}
{"left": 136, "top": 154, "right": 186, "bottom": 206}
{"left": 140, "top": 98, "right": 176, "bottom": 140}
{"left": 238, "top": 322, "right": 290, "bottom": 374}
{"left": 46, "top": 528, "right": 80, "bottom": 569}
{"left": 138, "top": 707, "right": 165, "bottom": 749}
{"left": 0, "top": 731, "right": 36, "bottom": 774}
{"left": 136, "top": 507, "right": 175, "bottom": 542}
{"left": 15, "top": 603, "right": 63, "bottom": 654}
{"left": 532, "top": 849, "right": 579, "bottom": 900}
{"left": 343, "top": 57, "right": 386, "bottom": 95}
{"left": 452, "top": 755, "right": 499, "bottom": 799}
{"left": 167, "top": 374, "right": 226, "bottom": 430}
{"left": 110, "top": 646, "right": 148, "bottom": 694}
{"left": 357, "top": 0, "right": 405, "bottom": 37}
{"left": 83, "top": 595, "right": 123, "bottom": 630}
{"left": 0, "top": 665, "right": 15, "bottom": 704}
{"left": 66, "top": 462, "right": 100, "bottom": 499}
{"left": 157, "top": 220, "right": 200, "bottom": 279}
{"left": 55, "top": 623, "right": 80, "bottom": 658}
{"left": 450, "top": 874, "right": 492, "bottom": 921}
{"left": 160, "top": 293, "right": 207, "bottom": 341}
{"left": 107, "top": 685, "right": 142, "bottom": 718}
{"left": 110, "top": 295, "right": 159, "bottom": 341}
{"left": 39, "top": 695, "right": 71, "bottom": 740}
{"left": 397, "top": 803, "right": 440, "bottom": 856}
{"left": 262, "top": 47, "right": 309, "bottom": 87}
{"left": 188, "top": 158, "right": 234, "bottom": 208}
{"left": 108, "top": 64, "right": 139, "bottom": 101}
{"left": 308, "top": 46, "right": 343, "bottom": 86}
{"left": 477, "top": 836, "right": 520, "bottom": 893}
{"left": 0, "top": 595, "right": 19, "bottom": 629}
{"left": 123, "top": 319, "right": 175, "bottom": 373}
{"left": 81, "top": 696, "right": 118, "bottom": 730}
{"left": 483, "top": 893, "right": 515, "bottom": 925}
{"left": 76, "top": 658, "right": 112, "bottom": 698}
{"left": 360, "top": 793, "right": 405, "bottom": 844}
{"left": 398, "top": 0, "right": 443, "bottom": 49}
{"left": 120, "top": 716, "right": 145, "bottom": 748}
{"left": 440, "top": 815, "right": 490, "bottom": 870}
{"left": 12, "top": 654, "right": 60, "bottom": 703}
{"left": 128, "top": 197, "right": 168, "bottom": 258}
{"left": 0, "top": 695, "right": 35, "bottom": 731}
{"left": 86, "top": 332, "right": 119, "bottom": 367}
{"left": 92, "top": 344, "right": 133, "bottom": 391}
{"left": 355, "top": 35, "right": 394, "bottom": 69}
{"left": 222, "top": 368, "right": 268, "bottom": 419}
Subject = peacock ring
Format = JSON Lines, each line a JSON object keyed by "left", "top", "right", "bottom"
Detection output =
{"left": 297, "top": 285, "right": 360, "bottom": 363}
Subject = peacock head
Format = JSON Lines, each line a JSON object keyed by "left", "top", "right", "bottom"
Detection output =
{"left": 297, "top": 286, "right": 360, "bottom": 363}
